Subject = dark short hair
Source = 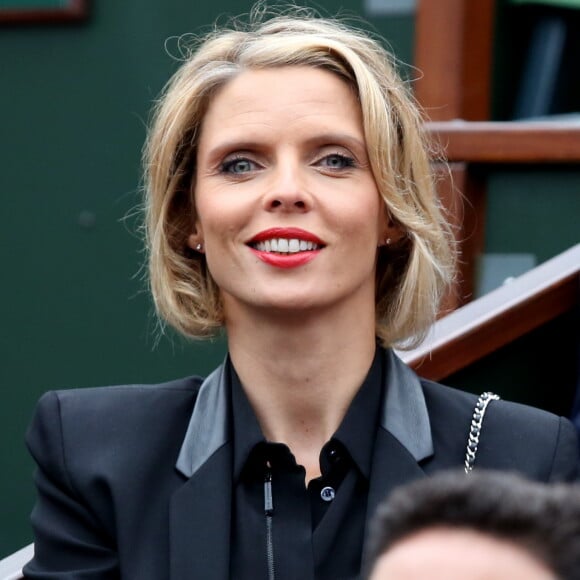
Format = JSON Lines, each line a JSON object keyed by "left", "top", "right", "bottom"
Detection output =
{"left": 364, "top": 470, "right": 580, "bottom": 580}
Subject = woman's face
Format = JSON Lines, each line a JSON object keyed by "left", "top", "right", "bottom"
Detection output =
{"left": 192, "top": 66, "right": 387, "bottom": 322}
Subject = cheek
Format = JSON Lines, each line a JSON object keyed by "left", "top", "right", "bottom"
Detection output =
{"left": 194, "top": 198, "right": 226, "bottom": 240}
{"left": 195, "top": 187, "right": 248, "bottom": 236}
{"left": 342, "top": 194, "right": 383, "bottom": 240}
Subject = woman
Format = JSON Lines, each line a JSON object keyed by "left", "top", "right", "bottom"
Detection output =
{"left": 24, "top": 9, "right": 578, "bottom": 580}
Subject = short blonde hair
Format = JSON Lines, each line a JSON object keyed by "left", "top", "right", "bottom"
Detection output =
{"left": 144, "top": 6, "right": 456, "bottom": 348}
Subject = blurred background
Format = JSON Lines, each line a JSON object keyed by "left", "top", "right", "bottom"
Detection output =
{"left": 1, "top": 0, "right": 579, "bottom": 558}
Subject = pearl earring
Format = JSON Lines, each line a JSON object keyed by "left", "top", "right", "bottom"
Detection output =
{"left": 195, "top": 243, "right": 203, "bottom": 251}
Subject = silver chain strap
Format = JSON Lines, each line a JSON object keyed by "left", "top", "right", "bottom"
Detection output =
{"left": 464, "top": 392, "right": 500, "bottom": 474}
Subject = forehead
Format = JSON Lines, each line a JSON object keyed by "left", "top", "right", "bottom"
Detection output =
{"left": 371, "top": 528, "right": 556, "bottom": 580}
{"left": 198, "top": 66, "right": 364, "bottom": 147}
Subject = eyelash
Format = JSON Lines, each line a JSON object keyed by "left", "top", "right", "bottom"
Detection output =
{"left": 219, "top": 156, "right": 257, "bottom": 175}
{"left": 218, "top": 152, "right": 357, "bottom": 176}
{"left": 318, "top": 153, "right": 356, "bottom": 170}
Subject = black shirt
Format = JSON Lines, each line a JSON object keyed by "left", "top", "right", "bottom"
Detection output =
{"left": 229, "top": 350, "right": 384, "bottom": 580}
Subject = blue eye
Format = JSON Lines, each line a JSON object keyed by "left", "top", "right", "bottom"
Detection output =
{"left": 319, "top": 154, "right": 355, "bottom": 169}
{"left": 221, "top": 157, "right": 256, "bottom": 174}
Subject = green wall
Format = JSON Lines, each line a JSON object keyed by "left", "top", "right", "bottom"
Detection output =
{"left": 486, "top": 167, "right": 580, "bottom": 260}
{"left": 0, "top": 0, "right": 413, "bottom": 558}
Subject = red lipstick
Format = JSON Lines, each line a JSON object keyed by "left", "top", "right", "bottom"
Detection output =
{"left": 247, "top": 227, "right": 324, "bottom": 269}
{"left": 248, "top": 227, "right": 324, "bottom": 245}
{"left": 250, "top": 250, "right": 319, "bottom": 268}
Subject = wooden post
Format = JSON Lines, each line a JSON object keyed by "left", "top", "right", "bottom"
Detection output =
{"left": 415, "top": 0, "right": 496, "bottom": 121}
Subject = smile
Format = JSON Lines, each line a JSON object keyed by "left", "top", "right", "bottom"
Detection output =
{"left": 247, "top": 228, "right": 325, "bottom": 269}
{"left": 251, "top": 238, "right": 320, "bottom": 254}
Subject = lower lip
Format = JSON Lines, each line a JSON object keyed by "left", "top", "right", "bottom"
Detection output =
{"left": 250, "top": 248, "right": 320, "bottom": 269}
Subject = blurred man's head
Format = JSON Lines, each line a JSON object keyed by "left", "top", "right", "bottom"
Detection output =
{"left": 365, "top": 470, "right": 580, "bottom": 580}
{"left": 370, "top": 525, "right": 556, "bottom": 580}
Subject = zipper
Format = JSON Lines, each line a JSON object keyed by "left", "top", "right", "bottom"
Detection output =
{"left": 264, "top": 463, "right": 275, "bottom": 580}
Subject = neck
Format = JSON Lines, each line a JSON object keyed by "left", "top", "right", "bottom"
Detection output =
{"left": 226, "top": 302, "right": 377, "bottom": 480}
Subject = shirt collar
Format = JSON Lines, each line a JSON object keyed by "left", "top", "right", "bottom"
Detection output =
{"left": 230, "top": 348, "right": 383, "bottom": 482}
{"left": 175, "top": 348, "right": 434, "bottom": 479}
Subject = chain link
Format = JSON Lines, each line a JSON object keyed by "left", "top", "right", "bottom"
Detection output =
{"left": 464, "top": 392, "right": 500, "bottom": 474}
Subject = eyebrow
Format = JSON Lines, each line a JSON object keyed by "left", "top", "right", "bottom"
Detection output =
{"left": 302, "top": 132, "right": 367, "bottom": 152}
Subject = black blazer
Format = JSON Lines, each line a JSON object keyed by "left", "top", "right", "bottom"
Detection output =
{"left": 23, "top": 350, "right": 579, "bottom": 579}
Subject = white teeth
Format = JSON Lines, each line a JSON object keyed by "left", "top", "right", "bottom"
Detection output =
{"left": 253, "top": 238, "right": 320, "bottom": 254}
{"left": 288, "top": 239, "right": 300, "bottom": 253}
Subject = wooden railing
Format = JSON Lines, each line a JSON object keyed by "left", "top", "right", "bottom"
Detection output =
{"left": 427, "top": 119, "right": 580, "bottom": 163}
{"left": 425, "top": 120, "right": 580, "bottom": 309}
{"left": 399, "top": 244, "right": 580, "bottom": 381}
{"left": 415, "top": 1, "right": 580, "bottom": 311}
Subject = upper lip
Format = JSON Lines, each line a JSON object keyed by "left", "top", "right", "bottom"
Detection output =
{"left": 248, "top": 227, "right": 325, "bottom": 245}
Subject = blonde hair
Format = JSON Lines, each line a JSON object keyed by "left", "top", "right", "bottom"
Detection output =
{"left": 144, "top": 6, "right": 456, "bottom": 348}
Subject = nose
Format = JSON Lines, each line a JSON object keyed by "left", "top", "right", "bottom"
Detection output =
{"left": 263, "top": 162, "right": 311, "bottom": 213}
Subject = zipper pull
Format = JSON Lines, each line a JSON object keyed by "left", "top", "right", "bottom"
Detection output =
{"left": 264, "top": 461, "right": 276, "bottom": 580}
{"left": 264, "top": 463, "right": 274, "bottom": 515}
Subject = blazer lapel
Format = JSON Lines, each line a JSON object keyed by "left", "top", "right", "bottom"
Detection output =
{"left": 170, "top": 360, "right": 232, "bottom": 580}
{"left": 365, "top": 429, "right": 427, "bottom": 531}
{"left": 360, "top": 429, "right": 427, "bottom": 574}
{"left": 169, "top": 443, "right": 232, "bottom": 580}
{"left": 361, "top": 350, "right": 436, "bottom": 561}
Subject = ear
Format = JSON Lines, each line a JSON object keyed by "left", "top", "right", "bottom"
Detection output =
{"left": 187, "top": 235, "right": 204, "bottom": 252}
{"left": 378, "top": 214, "right": 406, "bottom": 248}
{"left": 187, "top": 222, "right": 204, "bottom": 253}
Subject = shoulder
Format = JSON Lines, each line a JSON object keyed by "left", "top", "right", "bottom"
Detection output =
{"left": 30, "top": 374, "right": 204, "bottom": 438}
{"left": 421, "top": 379, "right": 561, "bottom": 426}
{"left": 25, "top": 375, "right": 210, "bottom": 567}
{"left": 421, "top": 378, "right": 566, "bottom": 436}
{"left": 26, "top": 375, "right": 205, "bottom": 485}
{"left": 420, "top": 379, "right": 579, "bottom": 482}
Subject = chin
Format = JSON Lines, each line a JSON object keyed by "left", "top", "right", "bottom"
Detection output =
{"left": 261, "top": 296, "right": 324, "bottom": 313}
